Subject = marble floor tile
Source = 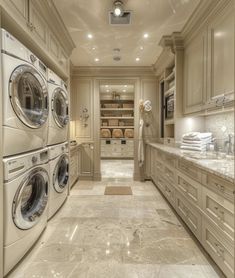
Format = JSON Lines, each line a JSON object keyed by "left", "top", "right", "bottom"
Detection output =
{"left": 7, "top": 178, "right": 225, "bottom": 278}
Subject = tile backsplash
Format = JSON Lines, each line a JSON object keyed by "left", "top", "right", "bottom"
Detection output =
{"left": 205, "top": 112, "right": 234, "bottom": 144}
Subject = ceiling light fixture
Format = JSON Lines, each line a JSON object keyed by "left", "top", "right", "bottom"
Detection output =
{"left": 94, "top": 58, "right": 99, "bottom": 62}
{"left": 124, "top": 85, "right": 127, "bottom": 88}
{"left": 136, "top": 57, "right": 140, "bottom": 62}
{"left": 87, "top": 33, "right": 93, "bottom": 39}
{"left": 140, "top": 46, "right": 144, "bottom": 50}
{"left": 143, "top": 33, "right": 149, "bottom": 39}
{"left": 123, "top": 89, "right": 126, "bottom": 92}
{"left": 113, "top": 0, "right": 124, "bottom": 17}
{"left": 105, "top": 85, "right": 109, "bottom": 88}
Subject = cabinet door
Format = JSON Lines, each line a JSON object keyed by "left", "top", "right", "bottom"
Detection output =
{"left": 207, "top": 6, "right": 234, "bottom": 100}
{"left": 4, "top": 0, "right": 28, "bottom": 23}
{"left": 202, "top": 186, "right": 234, "bottom": 241}
{"left": 202, "top": 219, "right": 234, "bottom": 278}
{"left": 29, "top": 0, "right": 48, "bottom": 50}
{"left": 183, "top": 30, "right": 207, "bottom": 114}
{"left": 80, "top": 143, "right": 93, "bottom": 177}
{"left": 175, "top": 191, "right": 202, "bottom": 240}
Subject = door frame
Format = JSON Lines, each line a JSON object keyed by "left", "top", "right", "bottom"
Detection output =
{"left": 93, "top": 77, "right": 141, "bottom": 181}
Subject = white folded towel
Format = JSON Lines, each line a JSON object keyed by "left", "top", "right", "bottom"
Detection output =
{"left": 182, "top": 138, "right": 212, "bottom": 144}
{"left": 181, "top": 142, "right": 208, "bottom": 148}
{"left": 182, "top": 132, "right": 212, "bottom": 141}
{"left": 180, "top": 145, "right": 206, "bottom": 151}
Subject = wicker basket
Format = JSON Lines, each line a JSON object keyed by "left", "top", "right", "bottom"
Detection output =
{"left": 124, "top": 129, "right": 134, "bottom": 138}
{"left": 123, "top": 103, "right": 134, "bottom": 108}
{"left": 108, "top": 119, "right": 118, "bottom": 126}
{"left": 112, "top": 129, "right": 123, "bottom": 138}
{"left": 101, "top": 129, "right": 111, "bottom": 138}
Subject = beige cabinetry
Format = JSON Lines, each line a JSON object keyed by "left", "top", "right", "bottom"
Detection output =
{"left": 183, "top": 30, "right": 206, "bottom": 114}
{"left": 207, "top": 6, "right": 234, "bottom": 101}
{"left": 148, "top": 144, "right": 234, "bottom": 277}
{"left": 183, "top": 1, "right": 234, "bottom": 115}
{"left": 1, "top": 0, "right": 73, "bottom": 77}
{"left": 101, "top": 139, "right": 134, "bottom": 158}
{"left": 79, "top": 143, "right": 94, "bottom": 179}
{"left": 70, "top": 147, "right": 79, "bottom": 188}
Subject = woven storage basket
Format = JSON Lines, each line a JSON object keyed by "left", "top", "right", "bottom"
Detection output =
{"left": 112, "top": 129, "right": 123, "bottom": 138}
{"left": 101, "top": 129, "right": 111, "bottom": 138}
{"left": 123, "top": 103, "right": 134, "bottom": 108}
{"left": 124, "top": 129, "right": 134, "bottom": 138}
{"left": 108, "top": 119, "right": 118, "bottom": 126}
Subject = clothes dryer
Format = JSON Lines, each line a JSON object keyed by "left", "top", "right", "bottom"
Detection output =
{"left": 1, "top": 29, "right": 48, "bottom": 157}
{"left": 47, "top": 69, "right": 69, "bottom": 146}
{"left": 48, "top": 142, "right": 69, "bottom": 219}
{"left": 3, "top": 148, "right": 49, "bottom": 275}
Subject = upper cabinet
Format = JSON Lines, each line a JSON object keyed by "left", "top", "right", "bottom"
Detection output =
{"left": 207, "top": 7, "right": 234, "bottom": 100}
{"left": 183, "top": 30, "right": 207, "bottom": 114}
{"left": 182, "top": 0, "right": 234, "bottom": 115}
{"left": 1, "top": 0, "right": 75, "bottom": 78}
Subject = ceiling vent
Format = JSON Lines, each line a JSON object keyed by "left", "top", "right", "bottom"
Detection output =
{"left": 109, "top": 11, "right": 131, "bottom": 25}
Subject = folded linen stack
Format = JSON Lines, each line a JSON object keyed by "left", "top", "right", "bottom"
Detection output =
{"left": 180, "top": 132, "right": 212, "bottom": 151}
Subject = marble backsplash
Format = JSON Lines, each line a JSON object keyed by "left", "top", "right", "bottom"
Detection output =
{"left": 205, "top": 111, "right": 234, "bottom": 144}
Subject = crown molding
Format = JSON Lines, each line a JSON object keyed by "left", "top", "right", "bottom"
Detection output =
{"left": 72, "top": 66, "right": 156, "bottom": 77}
{"left": 181, "top": 0, "right": 232, "bottom": 43}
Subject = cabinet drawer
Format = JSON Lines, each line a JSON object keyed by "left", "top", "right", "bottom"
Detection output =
{"left": 164, "top": 182, "right": 175, "bottom": 206}
{"left": 202, "top": 187, "right": 234, "bottom": 241}
{"left": 177, "top": 160, "right": 201, "bottom": 182}
{"left": 164, "top": 165, "right": 175, "bottom": 185}
{"left": 202, "top": 173, "right": 234, "bottom": 203}
{"left": 155, "top": 160, "right": 164, "bottom": 174}
{"left": 176, "top": 173, "right": 202, "bottom": 207}
{"left": 163, "top": 153, "right": 176, "bottom": 169}
{"left": 202, "top": 219, "right": 234, "bottom": 278}
{"left": 175, "top": 191, "right": 202, "bottom": 240}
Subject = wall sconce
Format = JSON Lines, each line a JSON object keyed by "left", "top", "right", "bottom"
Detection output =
{"left": 80, "top": 107, "right": 89, "bottom": 127}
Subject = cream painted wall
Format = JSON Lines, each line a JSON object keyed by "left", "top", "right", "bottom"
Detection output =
{"left": 70, "top": 70, "right": 158, "bottom": 181}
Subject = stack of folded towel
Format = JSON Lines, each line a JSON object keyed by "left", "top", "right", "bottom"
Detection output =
{"left": 180, "top": 132, "right": 212, "bottom": 151}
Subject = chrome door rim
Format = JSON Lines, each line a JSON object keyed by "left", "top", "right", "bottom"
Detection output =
{"left": 52, "top": 88, "right": 69, "bottom": 128}
{"left": 9, "top": 64, "right": 48, "bottom": 129}
{"left": 53, "top": 154, "right": 69, "bottom": 193}
{"left": 12, "top": 168, "right": 49, "bottom": 230}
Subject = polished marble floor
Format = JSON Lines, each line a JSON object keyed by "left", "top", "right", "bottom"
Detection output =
{"left": 101, "top": 159, "right": 134, "bottom": 179}
{"left": 7, "top": 179, "right": 224, "bottom": 278}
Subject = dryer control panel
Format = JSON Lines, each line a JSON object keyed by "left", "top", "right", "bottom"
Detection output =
{"left": 3, "top": 148, "right": 49, "bottom": 181}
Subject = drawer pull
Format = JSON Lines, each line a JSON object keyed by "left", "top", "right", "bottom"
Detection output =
{"left": 214, "top": 207, "right": 218, "bottom": 210}
{"left": 220, "top": 185, "right": 225, "bottom": 192}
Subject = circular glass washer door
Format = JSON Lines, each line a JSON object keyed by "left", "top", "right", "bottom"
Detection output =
{"left": 52, "top": 88, "right": 69, "bottom": 128}
{"left": 12, "top": 168, "right": 49, "bottom": 230}
{"left": 53, "top": 154, "right": 69, "bottom": 193}
{"left": 9, "top": 65, "right": 48, "bottom": 129}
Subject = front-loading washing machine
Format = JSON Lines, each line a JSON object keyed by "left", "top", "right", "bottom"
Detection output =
{"left": 48, "top": 142, "right": 69, "bottom": 219}
{"left": 1, "top": 28, "right": 48, "bottom": 157}
{"left": 47, "top": 69, "right": 69, "bottom": 146}
{"left": 3, "top": 148, "right": 49, "bottom": 275}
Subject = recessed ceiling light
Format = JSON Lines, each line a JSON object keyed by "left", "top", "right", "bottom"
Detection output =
{"left": 124, "top": 85, "right": 127, "bottom": 88}
{"left": 123, "top": 89, "right": 126, "bottom": 92}
{"left": 136, "top": 57, "right": 140, "bottom": 62}
{"left": 140, "top": 46, "right": 144, "bottom": 50}
{"left": 143, "top": 33, "right": 149, "bottom": 39}
{"left": 106, "top": 89, "right": 110, "bottom": 92}
{"left": 92, "top": 46, "right": 96, "bottom": 50}
{"left": 94, "top": 58, "right": 99, "bottom": 62}
{"left": 87, "top": 33, "right": 93, "bottom": 39}
{"left": 105, "top": 85, "right": 109, "bottom": 88}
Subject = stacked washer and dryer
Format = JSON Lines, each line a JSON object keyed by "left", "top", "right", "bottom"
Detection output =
{"left": 1, "top": 29, "right": 70, "bottom": 276}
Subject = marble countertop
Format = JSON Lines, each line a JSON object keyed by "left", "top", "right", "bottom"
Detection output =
{"left": 147, "top": 142, "right": 234, "bottom": 183}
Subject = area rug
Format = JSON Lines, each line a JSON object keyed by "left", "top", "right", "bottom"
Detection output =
{"left": 104, "top": 186, "right": 132, "bottom": 195}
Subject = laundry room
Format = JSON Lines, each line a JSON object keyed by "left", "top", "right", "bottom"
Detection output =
{"left": 0, "top": 1, "right": 234, "bottom": 278}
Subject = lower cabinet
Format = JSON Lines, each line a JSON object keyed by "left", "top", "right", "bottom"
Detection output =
{"left": 202, "top": 219, "right": 234, "bottom": 278}
{"left": 79, "top": 143, "right": 94, "bottom": 179}
{"left": 101, "top": 139, "right": 134, "bottom": 158}
{"left": 175, "top": 190, "right": 202, "bottom": 240}
{"left": 70, "top": 147, "right": 79, "bottom": 188}
{"left": 149, "top": 144, "right": 234, "bottom": 277}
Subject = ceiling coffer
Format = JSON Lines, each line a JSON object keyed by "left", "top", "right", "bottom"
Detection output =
{"left": 109, "top": 1, "right": 131, "bottom": 25}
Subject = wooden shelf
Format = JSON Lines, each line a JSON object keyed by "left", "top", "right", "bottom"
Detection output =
{"left": 101, "top": 117, "right": 134, "bottom": 119}
{"left": 164, "top": 119, "right": 175, "bottom": 125}
{"left": 101, "top": 126, "right": 134, "bottom": 129}
{"left": 100, "top": 108, "right": 134, "bottom": 111}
